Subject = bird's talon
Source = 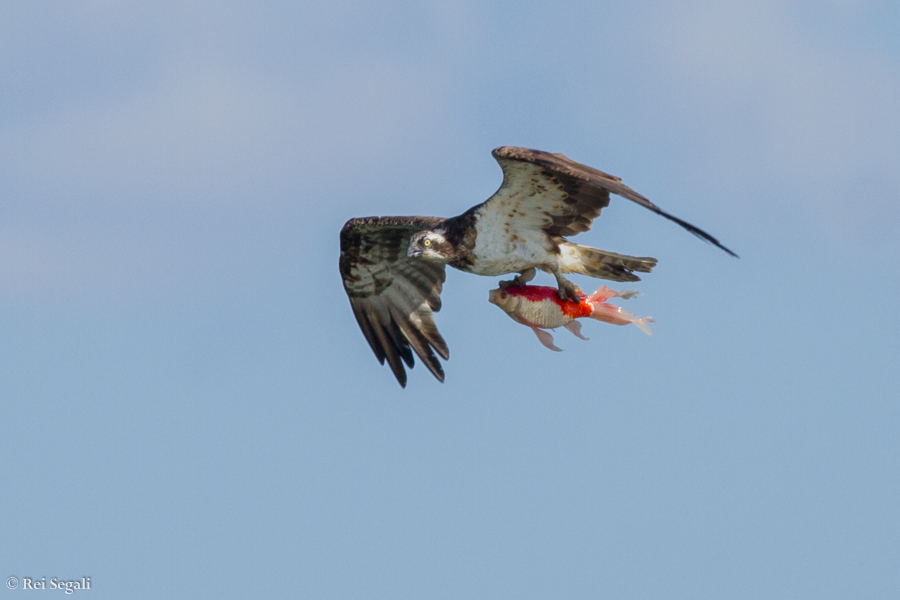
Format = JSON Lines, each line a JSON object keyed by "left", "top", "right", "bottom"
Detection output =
{"left": 500, "top": 276, "right": 527, "bottom": 289}
{"left": 557, "top": 281, "right": 579, "bottom": 302}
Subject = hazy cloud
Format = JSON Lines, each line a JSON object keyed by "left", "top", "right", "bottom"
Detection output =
{"left": 659, "top": 0, "right": 900, "bottom": 243}
{"left": 1, "top": 0, "right": 897, "bottom": 302}
{"left": 0, "top": 1, "right": 462, "bottom": 299}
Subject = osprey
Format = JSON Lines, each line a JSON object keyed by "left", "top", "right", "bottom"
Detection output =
{"left": 339, "top": 146, "right": 736, "bottom": 386}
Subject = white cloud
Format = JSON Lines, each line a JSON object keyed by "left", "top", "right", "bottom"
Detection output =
{"left": 0, "top": 36, "right": 458, "bottom": 299}
{"left": 4, "top": 0, "right": 896, "bottom": 302}
{"left": 2, "top": 58, "right": 452, "bottom": 207}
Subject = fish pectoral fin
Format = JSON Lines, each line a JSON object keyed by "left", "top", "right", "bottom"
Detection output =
{"left": 532, "top": 327, "right": 562, "bottom": 352}
{"left": 564, "top": 320, "right": 589, "bottom": 341}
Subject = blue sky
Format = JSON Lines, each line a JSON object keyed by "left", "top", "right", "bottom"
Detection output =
{"left": 1, "top": 1, "right": 898, "bottom": 598}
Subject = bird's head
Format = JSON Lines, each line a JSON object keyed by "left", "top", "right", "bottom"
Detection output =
{"left": 407, "top": 230, "right": 452, "bottom": 261}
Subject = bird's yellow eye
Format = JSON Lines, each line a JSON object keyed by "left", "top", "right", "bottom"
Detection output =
{"left": 423, "top": 239, "right": 432, "bottom": 247}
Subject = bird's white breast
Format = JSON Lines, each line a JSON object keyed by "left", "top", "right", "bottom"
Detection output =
{"left": 466, "top": 200, "right": 557, "bottom": 276}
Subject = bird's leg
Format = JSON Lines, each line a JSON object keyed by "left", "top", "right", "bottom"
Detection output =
{"left": 548, "top": 264, "right": 580, "bottom": 302}
{"left": 498, "top": 267, "right": 536, "bottom": 290}
{"left": 516, "top": 267, "right": 536, "bottom": 284}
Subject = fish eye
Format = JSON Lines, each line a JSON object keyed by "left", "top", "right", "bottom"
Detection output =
{"left": 423, "top": 239, "right": 432, "bottom": 247}
{"left": 500, "top": 292, "right": 508, "bottom": 300}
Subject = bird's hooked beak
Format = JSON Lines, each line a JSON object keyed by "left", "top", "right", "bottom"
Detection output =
{"left": 407, "top": 246, "right": 422, "bottom": 259}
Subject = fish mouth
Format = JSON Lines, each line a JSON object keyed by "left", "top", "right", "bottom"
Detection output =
{"left": 488, "top": 289, "right": 499, "bottom": 305}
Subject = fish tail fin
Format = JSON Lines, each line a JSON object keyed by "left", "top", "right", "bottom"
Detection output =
{"left": 589, "top": 302, "right": 655, "bottom": 335}
{"left": 586, "top": 285, "right": 618, "bottom": 303}
{"left": 557, "top": 242, "right": 657, "bottom": 282}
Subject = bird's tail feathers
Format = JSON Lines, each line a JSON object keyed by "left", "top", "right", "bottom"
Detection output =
{"left": 556, "top": 242, "right": 657, "bottom": 283}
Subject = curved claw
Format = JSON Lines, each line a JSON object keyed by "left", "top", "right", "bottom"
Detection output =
{"left": 548, "top": 266, "right": 580, "bottom": 302}
{"left": 556, "top": 279, "right": 579, "bottom": 302}
{"left": 499, "top": 268, "right": 536, "bottom": 290}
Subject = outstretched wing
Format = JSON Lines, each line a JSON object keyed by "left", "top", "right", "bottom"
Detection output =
{"left": 340, "top": 216, "right": 449, "bottom": 387}
{"left": 484, "top": 146, "right": 737, "bottom": 256}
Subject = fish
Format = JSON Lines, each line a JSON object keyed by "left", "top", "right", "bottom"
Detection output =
{"left": 487, "top": 284, "right": 653, "bottom": 351}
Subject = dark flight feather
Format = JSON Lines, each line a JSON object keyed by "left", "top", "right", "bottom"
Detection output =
{"left": 491, "top": 147, "right": 738, "bottom": 257}
{"left": 340, "top": 217, "right": 449, "bottom": 387}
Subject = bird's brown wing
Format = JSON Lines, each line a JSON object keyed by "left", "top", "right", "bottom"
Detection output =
{"left": 340, "top": 216, "right": 449, "bottom": 387}
{"left": 484, "top": 146, "right": 737, "bottom": 256}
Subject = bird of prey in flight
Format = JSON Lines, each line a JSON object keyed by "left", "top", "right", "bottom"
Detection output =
{"left": 339, "top": 146, "right": 736, "bottom": 386}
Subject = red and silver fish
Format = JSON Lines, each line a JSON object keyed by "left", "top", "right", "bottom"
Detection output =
{"left": 488, "top": 284, "right": 653, "bottom": 351}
